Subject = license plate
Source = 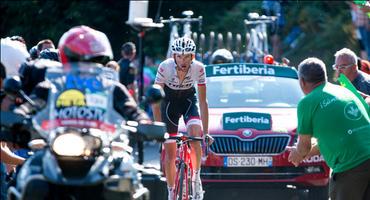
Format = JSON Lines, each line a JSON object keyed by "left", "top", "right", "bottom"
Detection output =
{"left": 224, "top": 156, "right": 273, "bottom": 167}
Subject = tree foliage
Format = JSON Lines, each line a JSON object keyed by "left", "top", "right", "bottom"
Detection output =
{"left": 1, "top": 0, "right": 360, "bottom": 75}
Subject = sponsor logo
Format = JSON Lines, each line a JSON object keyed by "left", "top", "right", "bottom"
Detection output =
{"left": 320, "top": 97, "right": 337, "bottom": 109}
{"left": 56, "top": 89, "right": 86, "bottom": 107}
{"left": 65, "top": 74, "right": 103, "bottom": 93}
{"left": 168, "top": 82, "right": 193, "bottom": 88}
{"left": 85, "top": 93, "right": 108, "bottom": 109}
{"left": 344, "top": 102, "right": 362, "bottom": 121}
{"left": 223, "top": 112, "right": 271, "bottom": 130}
{"left": 242, "top": 129, "right": 253, "bottom": 137}
{"left": 302, "top": 155, "right": 324, "bottom": 163}
{"left": 55, "top": 89, "right": 107, "bottom": 122}
{"left": 55, "top": 106, "right": 105, "bottom": 121}
{"left": 224, "top": 116, "right": 269, "bottom": 124}
{"left": 212, "top": 64, "right": 275, "bottom": 76}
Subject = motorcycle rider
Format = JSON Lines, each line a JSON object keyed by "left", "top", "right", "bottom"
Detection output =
{"left": 17, "top": 25, "right": 149, "bottom": 122}
{"left": 7, "top": 25, "right": 151, "bottom": 199}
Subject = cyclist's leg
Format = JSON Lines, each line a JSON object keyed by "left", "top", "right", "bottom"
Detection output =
{"left": 161, "top": 101, "right": 181, "bottom": 199}
{"left": 187, "top": 123, "right": 202, "bottom": 171}
{"left": 183, "top": 97, "right": 203, "bottom": 172}
{"left": 184, "top": 97, "right": 204, "bottom": 200}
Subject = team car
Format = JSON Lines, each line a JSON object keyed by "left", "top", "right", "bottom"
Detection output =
{"left": 179, "top": 63, "right": 330, "bottom": 199}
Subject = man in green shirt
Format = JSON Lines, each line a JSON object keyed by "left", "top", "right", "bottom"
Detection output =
{"left": 288, "top": 57, "right": 370, "bottom": 200}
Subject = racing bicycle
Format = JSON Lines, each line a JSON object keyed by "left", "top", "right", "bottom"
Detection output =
{"left": 165, "top": 133, "right": 207, "bottom": 200}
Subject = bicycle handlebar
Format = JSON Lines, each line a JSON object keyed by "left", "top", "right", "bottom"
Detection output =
{"left": 166, "top": 134, "right": 203, "bottom": 142}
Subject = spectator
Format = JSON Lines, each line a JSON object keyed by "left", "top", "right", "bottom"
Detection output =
{"left": 358, "top": 58, "right": 370, "bottom": 75}
{"left": 106, "top": 60, "right": 120, "bottom": 71}
{"left": 350, "top": 2, "right": 370, "bottom": 60}
{"left": 0, "top": 37, "right": 30, "bottom": 77}
{"left": 333, "top": 48, "right": 370, "bottom": 96}
{"left": 37, "top": 39, "right": 55, "bottom": 51}
{"left": 0, "top": 51, "right": 26, "bottom": 200}
{"left": 29, "top": 46, "right": 39, "bottom": 60}
{"left": 39, "top": 48, "right": 59, "bottom": 62}
{"left": 118, "top": 42, "right": 138, "bottom": 100}
{"left": 1, "top": 142, "right": 25, "bottom": 200}
{"left": 9, "top": 35, "right": 27, "bottom": 49}
{"left": 36, "top": 39, "right": 55, "bottom": 56}
{"left": 288, "top": 57, "right": 370, "bottom": 200}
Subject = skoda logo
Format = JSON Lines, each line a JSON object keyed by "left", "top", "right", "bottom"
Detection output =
{"left": 242, "top": 130, "right": 252, "bottom": 137}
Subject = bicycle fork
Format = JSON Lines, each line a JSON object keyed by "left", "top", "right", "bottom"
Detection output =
{"left": 174, "top": 142, "right": 194, "bottom": 200}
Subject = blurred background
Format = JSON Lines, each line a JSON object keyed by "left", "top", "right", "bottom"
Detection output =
{"left": 1, "top": 0, "right": 367, "bottom": 79}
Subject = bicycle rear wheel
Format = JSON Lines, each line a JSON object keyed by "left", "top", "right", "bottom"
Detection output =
{"left": 174, "top": 162, "right": 185, "bottom": 200}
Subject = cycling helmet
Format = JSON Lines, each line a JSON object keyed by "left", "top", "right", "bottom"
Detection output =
{"left": 171, "top": 37, "right": 196, "bottom": 55}
{"left": 39, "top": 48, "right": 59, "bottom": 62}
{"left": 58, "top": 25, "right": 113, "bottom": 65}
{"left": 210, "top": 49, "right": 233, "bottom": 64}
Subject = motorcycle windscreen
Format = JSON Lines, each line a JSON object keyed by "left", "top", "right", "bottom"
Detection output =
{"left": 33, "top": 62, "right": 124, "bottom": 140}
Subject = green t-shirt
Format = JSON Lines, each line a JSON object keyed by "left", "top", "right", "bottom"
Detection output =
{"left": 297, "top": 83, "right": 370, "bottom": 173}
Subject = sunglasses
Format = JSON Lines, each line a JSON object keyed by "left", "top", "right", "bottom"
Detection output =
{"left": 332, "top": 63, "right": 355, "bottom": 70}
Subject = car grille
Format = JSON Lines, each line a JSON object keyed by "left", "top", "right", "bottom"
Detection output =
{"left": 210, "top": 135, "right": 290, "bottom": 154}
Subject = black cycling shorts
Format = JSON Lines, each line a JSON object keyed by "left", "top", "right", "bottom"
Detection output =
{"left": 161, "top": 94, "right": 200, "bottom": 135}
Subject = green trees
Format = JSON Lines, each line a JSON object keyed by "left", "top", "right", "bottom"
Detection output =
{"left": 1, "top": 0, "right": 359, "bottom": 76}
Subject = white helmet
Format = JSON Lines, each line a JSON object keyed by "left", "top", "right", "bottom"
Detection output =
{"left": 210, "top": 49, "right": 234, "bottom": 64}
{"left": 171, "top": 37, "right": 196, "bottom": 55}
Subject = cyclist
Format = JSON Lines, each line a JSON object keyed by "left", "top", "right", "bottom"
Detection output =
{"left": 152, "top": 37, "right": 209, "bottom": 200}
{"left": 210, "top": 48, "right": 234, "bottom": 64}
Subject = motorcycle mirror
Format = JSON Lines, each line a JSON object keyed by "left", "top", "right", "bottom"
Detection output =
{"left": 3, "top": 76, "right": 22, "bottom": 96}
{"left": 145, "top": 84, "right": 165, "bottom": 104}
{"left": 3, "top": 76, "right": 38, "bottom": 108}
{"left": 137, "top": 122, "right": 166, "bottom": 142}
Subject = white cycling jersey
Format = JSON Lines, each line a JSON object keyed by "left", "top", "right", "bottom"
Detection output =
{"left": 155, "top": 58, "right": 206, "bottom": 90}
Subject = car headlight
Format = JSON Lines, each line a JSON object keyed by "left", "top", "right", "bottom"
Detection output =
{"left": 52, "top": 133, "right": 101, "bottom": 157}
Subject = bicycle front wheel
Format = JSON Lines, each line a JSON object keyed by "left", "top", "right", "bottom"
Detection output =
{"left": 174, "top": 162, "right": 185, "bottom": 200}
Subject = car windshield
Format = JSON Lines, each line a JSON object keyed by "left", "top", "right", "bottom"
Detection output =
{"left": 206, "top": 75, "right": 304, "bottom": 108}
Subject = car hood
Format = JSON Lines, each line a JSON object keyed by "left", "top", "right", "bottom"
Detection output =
{"left": 207, "top": 107, "right": 297, "bottom": 134}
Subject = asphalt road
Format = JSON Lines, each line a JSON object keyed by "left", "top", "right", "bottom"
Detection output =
{"left": 137, "top": 142, "right": 329, "bottom": 200}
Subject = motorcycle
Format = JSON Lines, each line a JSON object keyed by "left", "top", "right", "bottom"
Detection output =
{"left": 3, "top": 63, "right": 166, "bottom": 200}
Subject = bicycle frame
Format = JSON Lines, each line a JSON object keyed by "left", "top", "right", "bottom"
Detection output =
{"left": 174, "top": 138, "right": 193, "bottom": 200}
{"left": 166, "top": 134, "right": 203, "bottom": 200}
